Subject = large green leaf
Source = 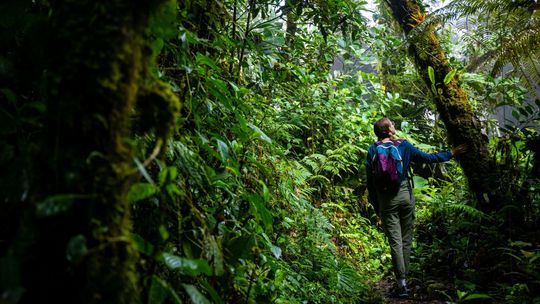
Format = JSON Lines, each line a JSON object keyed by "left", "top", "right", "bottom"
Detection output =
{"left": 444, "top": 69, "right": 457, "bottom": 85}
{"left": 216, "top": 139, "right": 229, "bottom": 162}
{"left": 162, "top": 253, "right": 212, "bottom": 276}
{"left": 270, "top": 244, "right": 282, "bottom": 259}
{"left": 248, "top": 194, "right": 273, "bottom": 232}
{"left": 200, "top": 280, "right": 224, "bottom": 304}
{"left": 183, "top": 284, "right": 211, "bottom": 304}
{"left": 148, "top": 276, "right": 168, "bottom": 304}
{"left": 462, "top": 293, "right": 492, "bottom": 301}
{"left": 196, "top": 53, "right": 221, "bottom": 72}
{"left": 206, "top": 78, "right": 231, "bottom": 109}
{"left": 274, "top": 269, "right": 285, "bottom": 287}
{"left": 248, "top": 123, "right": 272, "bottom": 143}
{"left": 36, "top": 194, "right": 90, "bottom": 218}
{"left": 227, "top": 234, "right": 256, "bottom": 259}
{"left": 128, "top": 183, "right": 158, "bottom": 203}
{"left": 428, "top": 66, "right": 435, "bottom": 84}
{"left": 206, "top": 236, "right": 224, "bottom": 276}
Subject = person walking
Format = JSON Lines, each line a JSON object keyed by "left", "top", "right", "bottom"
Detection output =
{"left": 365, "top": 117, "right": 465, "bottom": 298}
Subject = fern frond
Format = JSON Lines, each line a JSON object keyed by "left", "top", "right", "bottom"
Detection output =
{"left": 310, "top": 153, "right": 328, "bottom": 162}
{"left": 300, "top": 187, "right": 317, "bottom": 196}
{"left": 434, "top": 0, "right": 534, "bottom": 19}
{"left": 335, "top": 266, "right": 360, "bottom": 292}
{"left": 290, "top": 165, "right": 313, "bottom": 184}
{"left": 311, "top": 210, "right": 334, "bottom": 231}
{"left": 307, "top": 174, "right": 332, "bottom": 184}
{"left": 418, "top": 0, "right": 540, "bottom": 96}
{"left": 491, "top": 28, "right": 540, "bottom": 76}
{"left": 519, "top": 58, "right": 540, "bottom": 95}
{"left": 446, "top": 203, "right": 488, "bottom": 221}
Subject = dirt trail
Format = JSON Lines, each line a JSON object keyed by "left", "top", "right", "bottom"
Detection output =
{"left": 375, "top": 280, "right": 445, "bottom": 304}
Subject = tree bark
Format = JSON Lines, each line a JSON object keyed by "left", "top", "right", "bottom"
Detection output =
{"left": 17, "top": 1, "right": 178, "bottom": 303}
{"left": 385, "top": 0, "right": 504, "bottom": 209}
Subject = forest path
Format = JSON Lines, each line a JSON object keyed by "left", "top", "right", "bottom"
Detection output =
{"left": 375, "top": 280, "right": 445, "bottom": 304}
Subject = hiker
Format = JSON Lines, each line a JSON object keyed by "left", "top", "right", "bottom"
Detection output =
{"left": 365, "top": 117, "right": 466, "bottom": 298}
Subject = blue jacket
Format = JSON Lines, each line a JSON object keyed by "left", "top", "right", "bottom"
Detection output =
{"left": 365, "top": 140, "right": 453, "bottom": 208}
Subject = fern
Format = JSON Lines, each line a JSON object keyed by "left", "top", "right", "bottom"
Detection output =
{"left": 415, "top": 0, "right": 540, "bottom": 96}
{"left": 446, "top": 203, "right": 488, "bottom": 221}
{"left": 299, "top": 187, "right": 317, "bottom": 196}
{"left": 307, "top": 174, "right": 332, "bottom": 184}
{"left": 291, "top": 165, "right": 313, "bottom": 185}
{"left": 302, "top": 158, "right": 321, "bottom": 173}
{"left": 335, "top": 265, "right": 361, "bottom": 292}
{"left": 491, "top": 28, "right": 540, "bottom": 93}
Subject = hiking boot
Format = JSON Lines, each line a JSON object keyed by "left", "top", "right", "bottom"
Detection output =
{"left": 393, "top": 285, "right": 410, "bottom": 298}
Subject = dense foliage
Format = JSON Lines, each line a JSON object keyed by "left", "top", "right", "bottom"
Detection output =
{"left": 0, "top": 0, "right": 539, "bottom": 303}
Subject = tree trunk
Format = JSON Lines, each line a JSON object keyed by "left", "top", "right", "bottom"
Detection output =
{"left": 386, "top": 0, "right": 505, "bottom": 210}
{"left": 17, "top": 1, "right": 176, "bottom": 302}
{"left": 284, "top": 0, "right": 301, "bottom": 46}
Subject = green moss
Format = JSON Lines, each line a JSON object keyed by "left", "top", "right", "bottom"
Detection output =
{"left": 137, "top": 80, "right": 181, "bottom": 141}
{"left": 18, "top": 1, "right": 182, "bottom": 303}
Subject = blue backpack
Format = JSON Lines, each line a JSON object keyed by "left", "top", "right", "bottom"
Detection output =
{"left": 371, "top": 140, "right": 404, "bottom": 193}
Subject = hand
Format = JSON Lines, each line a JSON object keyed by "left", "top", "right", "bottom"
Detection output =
{"left": 452, "top": 144, "right": 468, "bottom": 156}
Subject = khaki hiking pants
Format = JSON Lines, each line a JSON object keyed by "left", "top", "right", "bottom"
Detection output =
{"left": 378, "top": 180, "right": 415, "bottom": 280}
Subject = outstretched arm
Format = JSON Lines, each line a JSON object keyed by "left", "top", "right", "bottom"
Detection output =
{"left": 406, "top": 141, "right": 453, "bottom": 163}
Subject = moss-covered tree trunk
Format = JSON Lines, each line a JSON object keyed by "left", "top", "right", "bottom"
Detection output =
{"left": 386, "top": 0, "right": 504, "bottom": 210}
{"left": 19, "top": 1, "right": 173, "bottom": 303}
